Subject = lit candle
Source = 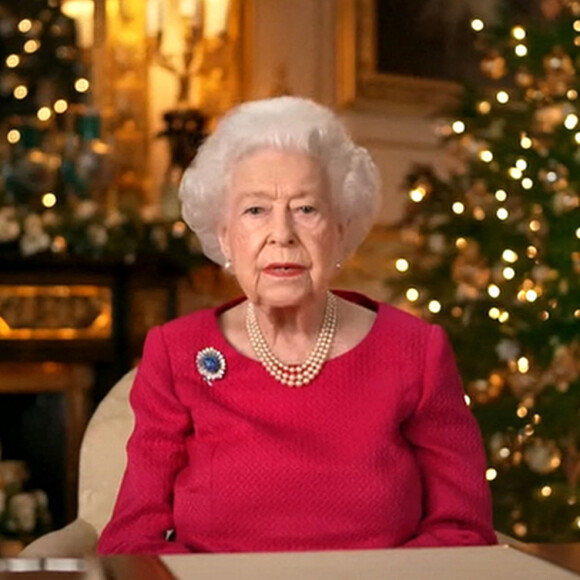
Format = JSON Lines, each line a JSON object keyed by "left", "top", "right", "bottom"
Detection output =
{"left": 180, "top": 0, "right": 203, "bottom": 27}
{"left": 61, "top": 0, "right": 94, "bottom": 49}
{"left": 146, "top": 0, "right": 161, "bottom": 36}
{"left": 204, "top": 0, "right": 230, "bottom": 37}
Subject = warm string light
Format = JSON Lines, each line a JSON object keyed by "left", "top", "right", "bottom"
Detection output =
{"left": 517, "top": 357, "right": 530, "bottom": 373}
{"left": 486, "top": 468, "right": 498, "bottom": 481}
{"left": 406, "top": 288, "right": 419, "bottom": 302}
{"left": 6, "top": 54, "right": 20, "bottom": 68}
{"left": 452, "top": 120, "right": 466, "bottom": 134}
{"left": 503, "top": 266, "right": 516, "bottom": 280}
{"left": 489, "top": 308, "right": 510, "bottom": 323}
{"left": 7, "top": 129, "right": 21, "bottom": 144}
{"left": 395, "top": 258, "right": 409, "bottom": 273}
{"left": 564, "top": 113, "right": 579, "bottom": 129}
{"left": 477, "top": 100, "right": 491, "bottom": 114}
{"left": 520, "top": 134, "right": 533, "bottom": 149}
{"left": 497, "top": 208, "right": 509, "bottom": 220}
{"left": 512, "top": 25, "right": 526, "bottom": 40}
{"left": 495, "top": 189, "right": 508, "bottom": 202}
{"left": 18, "top": 19, "right": 33, "bottom": 33}
{"left": 452, "top": 201, "right": 465, "bottom": 214}
{"left": 479, "top": 150, "right": 493, "bottom": 163}
{"left": 172, "top": 221, "right": 187, "bottom": 237}
{"left": 522, "top": 177, "right": 534, "bottom": 189}
{"left": 471, "top": 18, "right": 485, "bottom": 32}
{"left": 515, "top": 158, "right": 528, "bottom": 171}
{"left": 42, "top": 193, "right": 57, "bottom": 208}
{"left": 409, "top": 186, "right": 427, "bottom": 202}
{"left": 37, "top": 107, "right": 52, "bottom": 121}
{"left": 13, "top": 85, "right": 28, "bottom": 100}
{"left": 54, "top": 99, "right": 68, "bottom": 114}
{"left": 24, "top": 39, "right": 40, "bottom": 53}
{"left": 74, "top": 78, "right": 90, "bottom": 93}
{"left": 496, "top": 90, "right": 510, "bottom": 104}
{"left": 509, "top": 167, "right": 523, "bottom": 179}
{"left": 502, "top": 249, "right": 518, "bottom": 263}
{"left": 473, "top": 207, "right": 486, "bottom": 220}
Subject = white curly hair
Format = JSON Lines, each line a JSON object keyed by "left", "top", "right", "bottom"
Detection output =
{"left": 179, "top": 96, "right": 381, "bottom": 266}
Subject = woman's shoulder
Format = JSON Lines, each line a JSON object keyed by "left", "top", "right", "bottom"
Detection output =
{"left": 335, "top": 289, "right": 434, "bottom": 335}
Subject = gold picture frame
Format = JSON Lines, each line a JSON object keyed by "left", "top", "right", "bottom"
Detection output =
{"left": 338, "top": 0, "right": 463, "bottom": 110}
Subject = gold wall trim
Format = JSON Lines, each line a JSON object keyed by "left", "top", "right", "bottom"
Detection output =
{"left": 0, "top": 285, "right": 113, "bottom": 340}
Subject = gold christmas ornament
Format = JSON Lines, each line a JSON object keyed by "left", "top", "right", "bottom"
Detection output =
{"left": 541, "top": 0, "right": 565, "bottom": 20}
{"left": 538, "top": 160, "right": 570, "bottom": 189}
{"left": 534, "top": 102, "right": 575, "bottom": 132}
{"left": 540, "top": 341, "right": 580, "bottom": 389}
{"left": 489, "top": 431, "right": 513, "bottom": 464}
{"left": 467, "top": 373, "right": 505, "bottom": 405}
{"left": 541, "top": 48, "right": 575, "bottom": 96}
{"left": 515, "top": 68, "right": 535, "bottom": 88}
{"left": 480, "top": 51, "right": 508, "bottom": 80}
{"left": 506, "top": 368, "right": 545, "bottom": 398}
{"left": 452, "top": 239, "right": 491, "bottom": 300}
{"left": 524, "top": 439, "right": 562, "bottom": 475}
{"left": 553, "top": 191, "right": 580, "bottom": 213}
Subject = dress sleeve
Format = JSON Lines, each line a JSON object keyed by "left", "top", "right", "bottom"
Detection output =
{"left": 401, "top": 324, "right": 497, "bottom": 548}
{"left": 97, "top": 326, "right": 193, "bottom": 554}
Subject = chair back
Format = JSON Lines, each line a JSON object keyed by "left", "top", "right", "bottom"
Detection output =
{"left": 77, "top": 369, "right": 136, "bottom": 535}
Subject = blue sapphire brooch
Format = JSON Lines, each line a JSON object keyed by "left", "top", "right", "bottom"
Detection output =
{"left": 196, "top": 347, "right": 226, "bottom": 385}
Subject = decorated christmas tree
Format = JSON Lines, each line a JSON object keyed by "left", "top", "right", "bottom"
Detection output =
{"left": 391, "top": 0, "right": 580, "bottom": 542}
{"left": 0, "top": 0, "right": 201, "bottom": 268}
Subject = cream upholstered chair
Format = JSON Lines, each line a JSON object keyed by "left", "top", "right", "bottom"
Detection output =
{"left": 19, "top": 369, "right": 136, "bottom": 557}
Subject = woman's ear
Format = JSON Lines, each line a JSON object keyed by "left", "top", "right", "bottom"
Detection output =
{"left": 336, "top": 219, "right": 348, "bottom": 259}
{"left": 217, "top": 224, "right": 230, "bottom": 262}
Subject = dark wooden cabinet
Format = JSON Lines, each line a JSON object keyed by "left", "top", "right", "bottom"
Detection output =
{"left": 0, "top": 257, "right": 184, "bottom": 526}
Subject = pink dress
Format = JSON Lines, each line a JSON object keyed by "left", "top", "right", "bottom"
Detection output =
{"left": 98, "top": 291, "right": 496, "bottom": 554}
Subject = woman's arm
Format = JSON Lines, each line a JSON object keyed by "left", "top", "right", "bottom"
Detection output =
{"left": 97, "top": 326, "right": 193, "bottom": 554}
{"left": 401, "top": 324, "right": 497, "bottom": 548}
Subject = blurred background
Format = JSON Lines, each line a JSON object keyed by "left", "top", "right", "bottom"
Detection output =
{"left": 0, "top": 0, "right": 578, "bottom": 552}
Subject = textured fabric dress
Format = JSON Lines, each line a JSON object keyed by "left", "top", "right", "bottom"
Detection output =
{"left": 97, "top": 291, "right": 496, "bottom": 554}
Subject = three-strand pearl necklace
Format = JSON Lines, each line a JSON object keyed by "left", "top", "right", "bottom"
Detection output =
{"left": 245, "top": 292, "right": 338, "bottom": 387}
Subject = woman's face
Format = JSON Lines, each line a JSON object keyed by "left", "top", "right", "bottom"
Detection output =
{"left": 218, "top": 148, "right": 344, "bottom": 309}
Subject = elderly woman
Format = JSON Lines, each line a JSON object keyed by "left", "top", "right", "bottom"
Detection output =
{"left": 97, "top": 97, "right": 496, "bottom": 554}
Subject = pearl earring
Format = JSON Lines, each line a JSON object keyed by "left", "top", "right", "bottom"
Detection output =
{"left": 336, "top": 261, "right": 342, "bottom": 270}
{"left": 224, "top": 259, "right": 232, "bottom": 271}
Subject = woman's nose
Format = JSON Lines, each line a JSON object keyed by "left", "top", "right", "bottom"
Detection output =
{"left": 269, "top": 208, "right": 295, "bottom": 245}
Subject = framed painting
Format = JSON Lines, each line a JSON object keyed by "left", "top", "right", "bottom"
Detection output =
{"left": 341, "top": 0, "right": 539, "bottom": 108}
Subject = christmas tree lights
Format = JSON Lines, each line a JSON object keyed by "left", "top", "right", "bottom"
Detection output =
{"left": 392, "top": 0, "right": 580, "bottom": 541}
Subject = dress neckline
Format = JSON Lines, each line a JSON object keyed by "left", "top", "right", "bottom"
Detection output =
{"left": 210, "top": 290, "right": 382, "bottom": 369}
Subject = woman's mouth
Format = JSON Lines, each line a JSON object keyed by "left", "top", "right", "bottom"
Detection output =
{"left": 263, "top": 263, "right": 305, "bottom": 277}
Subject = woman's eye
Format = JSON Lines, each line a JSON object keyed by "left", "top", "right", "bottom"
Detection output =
{"left": 244, "top": 206, "right": 263, "bottom": 215}
{"left": 299, "top": 205, "right": 316, "bottom": 214}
